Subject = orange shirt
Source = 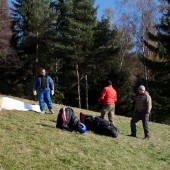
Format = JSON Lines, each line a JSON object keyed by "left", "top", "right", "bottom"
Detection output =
{"left": 98, "top": 85, "right": 117, "bottom": 106}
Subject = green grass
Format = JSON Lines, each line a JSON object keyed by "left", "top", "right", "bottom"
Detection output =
{"left": 0, "top": 96, "right": 170, "bottom": 170}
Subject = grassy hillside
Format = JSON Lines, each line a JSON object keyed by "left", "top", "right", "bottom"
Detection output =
{"left": 0, "top": 96, "right": 170, "bottom": 170}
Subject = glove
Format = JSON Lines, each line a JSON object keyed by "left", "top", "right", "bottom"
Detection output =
{"left": 51, "top": 90, "right": 54, "bottom": 96}
{"left": 33, "top": 90, "right": 37, "bottom": 96}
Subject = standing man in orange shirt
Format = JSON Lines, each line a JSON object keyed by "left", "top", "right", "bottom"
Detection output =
{"left": 98, "top": 80, "right": 117, "bottom": 124}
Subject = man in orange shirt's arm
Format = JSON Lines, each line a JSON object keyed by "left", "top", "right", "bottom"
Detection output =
{"left": 98, "top": 80, "right": 117, "bottom": 124}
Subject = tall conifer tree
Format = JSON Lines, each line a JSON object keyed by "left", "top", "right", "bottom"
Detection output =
{"left": 0, "top": 0, "right": 21, "bottom": 95}
{"left": 11, "top": 0, "right": 56, "bottom": 73}
{"left": 88, "top": 17, "right": 132, "bottom": 115}
{"left": 11, "top": 0, "right": 57, "bottom": 97}
{"left": 53, "top": 0, "right": 96, "bottom": 108}
{"left": 144, "top": 0, "right": 170, "bottom": 123}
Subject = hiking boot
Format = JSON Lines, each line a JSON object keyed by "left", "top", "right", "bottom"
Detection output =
{"left": 144, "top": 136, "right": 150, "bottom": 141}
{"left": 109, "top": 121, "right": 115, "bottom": 126}
{"left": 40, "top": 111, "right": 45, "bottom": 115}
{"left": 50, "top": 109, "right": 55, "bottom": 114}
{"left": 128, "top": 134, "right": 137, "bottom": 138}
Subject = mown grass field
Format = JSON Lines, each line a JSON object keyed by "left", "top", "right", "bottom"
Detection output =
{"left": 0, "top": 96, "right": 170, "bottom": 170}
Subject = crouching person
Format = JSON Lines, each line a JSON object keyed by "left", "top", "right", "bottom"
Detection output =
{"left": 33, "top": 68, "right": 55, "bottom": 114}
{"left": 56, "top": 108, "right": 86, "bottom": 134}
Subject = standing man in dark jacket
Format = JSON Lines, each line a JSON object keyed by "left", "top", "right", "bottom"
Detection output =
{"left": 130, "top": 85, "right": 152, "bottom": 140}
{"left": 33, "top": 68, "right": 55, "bottom": 114}
{"left": 98, "top": 80, "right": 117, "bottom": 124}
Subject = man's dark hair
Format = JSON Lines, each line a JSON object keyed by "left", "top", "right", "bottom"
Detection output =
{"left": 39, "top": 68, "right": 46, "bottom": 73}
{"left": 106, "top": 80, "right": 112, "bottom": 86}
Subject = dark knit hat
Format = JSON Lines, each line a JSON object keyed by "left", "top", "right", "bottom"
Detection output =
{"left": 107, "top": 80, "right": 112, "bottom": 86}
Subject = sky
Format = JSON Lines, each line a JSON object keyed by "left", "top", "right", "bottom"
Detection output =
{"left": 94, "top": 0, "right": 114, "bottom": 19}
{"left": 8, "top": 0, "right": 114, "bottom": 20}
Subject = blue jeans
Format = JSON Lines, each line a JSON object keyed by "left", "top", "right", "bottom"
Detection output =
{"left": 38, "top": 89, "right": 52, "bottom": 111}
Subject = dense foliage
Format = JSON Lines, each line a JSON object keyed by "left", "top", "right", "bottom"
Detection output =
{"left": 0, "top": 0, "right": 169, "bottom": 123}
{"left": 144, "top": 0, "right": 170, "bottom": 123}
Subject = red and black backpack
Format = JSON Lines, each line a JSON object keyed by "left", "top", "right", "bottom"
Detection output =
{"left": 56, "top": 108, "right": 77, "bottom": 131}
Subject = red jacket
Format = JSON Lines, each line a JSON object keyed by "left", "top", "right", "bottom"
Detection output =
{"left": 98, "top": 85, "right": 117, "bottom": 106}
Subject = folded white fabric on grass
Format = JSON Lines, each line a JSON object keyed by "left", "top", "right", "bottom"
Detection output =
{"left": 0, "top": 97, "right": 41, "bottom": 113}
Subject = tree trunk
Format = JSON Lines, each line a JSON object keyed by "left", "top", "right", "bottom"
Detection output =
{"left": 55, "top": 59, "right": 58, "bottom": 84}
{"left": 142, "top": 13, "right": 148, "bottom": 87}
{"left": 35, "top": 31, "right": 39, "bottom": 76}
{"left": 85, "top": 74, "right": 89, "bottom": 110}
{"left": 76, "top": 64, "right": 81, "bottom": 108}
{"left": 119, "top": 30, "right": 125, "bottom": 71}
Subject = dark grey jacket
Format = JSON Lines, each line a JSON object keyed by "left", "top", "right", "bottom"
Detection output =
{"left": 134, "top": 91, "right": 152, "bottom": 114}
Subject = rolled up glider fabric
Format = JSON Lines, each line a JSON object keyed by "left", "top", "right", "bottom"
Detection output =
{"left": 0, "top": 97, "right": 41, "bottom": 113}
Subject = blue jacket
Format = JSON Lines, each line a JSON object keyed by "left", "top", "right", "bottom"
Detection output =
{"left": 34, "top": 75, "right": 54, "bottom": 91}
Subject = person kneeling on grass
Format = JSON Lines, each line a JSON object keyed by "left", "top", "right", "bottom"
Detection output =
{"left": 33, "top": 68, "right": 55, "bottom": 114}
{"left": 129, "top": 85, "right": 152, "bottom": 141}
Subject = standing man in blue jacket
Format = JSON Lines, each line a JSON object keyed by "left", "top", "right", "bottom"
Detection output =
{"left": 33, "top": 68, "right": 55, "bottom": 114}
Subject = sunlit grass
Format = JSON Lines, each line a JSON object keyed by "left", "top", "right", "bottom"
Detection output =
{"left": 0, "top": 96, "right": 169, "bottom": 170}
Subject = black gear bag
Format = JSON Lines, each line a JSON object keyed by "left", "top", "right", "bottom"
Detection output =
{"left": 80, "top": 112, "right": 118, "bottom": 138}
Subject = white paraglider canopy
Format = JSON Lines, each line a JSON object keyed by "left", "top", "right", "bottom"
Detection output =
{"left": 0, "top": 97, "right": 41, "bottom": 113}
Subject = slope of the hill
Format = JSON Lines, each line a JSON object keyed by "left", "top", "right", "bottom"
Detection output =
{"left": 0, "top": 96, "right": 169, "bottom": 170}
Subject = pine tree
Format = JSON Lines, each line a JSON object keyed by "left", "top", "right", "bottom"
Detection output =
{"left": 11, "top": 0, "right": 57, "bottom": 98}
{"left": 88, "top": 16, "right": 133, "bottom": 116}
{"left": 53, "top": 0, "right": 96, "bottom": 108}
{"left": 87, "top": 16, "right": 118, "bottom": 109}
{"left": 11, "top": 0, "right": 57, "bottom": 69}
{"left": 92, "top": 17, "right": 119, "bottom": 80}
{"left": 144, "top": 0, "right": 170, "bottom": 123}
{"left": 0, "top": 0, "right": 21, "bottom": 94}
{"left": 0, "top": 0, "right": 13, "bottom": 58}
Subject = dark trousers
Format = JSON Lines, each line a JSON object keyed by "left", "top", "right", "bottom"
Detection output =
{"left": 130, "top": 113, "right": 149, "bottom": 137}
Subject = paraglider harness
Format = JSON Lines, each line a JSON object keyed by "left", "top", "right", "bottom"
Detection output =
{"left": 80, "top": 112, "right": 118, "bottom": 138}
{"left": 56, "top": 108, "right": 78, "bottom": 131}
{"left": 38, "top": 75, "right": 49, "bottom": 89}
